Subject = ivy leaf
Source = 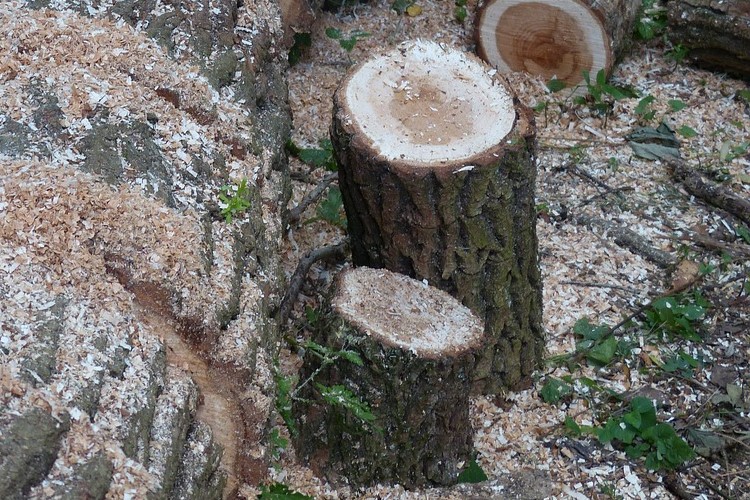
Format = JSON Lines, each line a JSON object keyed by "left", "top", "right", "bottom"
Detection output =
{"left": 337, "top": 349, "right": 364, "bottom": 366}
{"left": 667, "top": 99, "right": 686, "bottom": 112}
{"left": 546, "top": 78, "right": 566, "bottom": 93}
{"left": 258, "top": 482, "right": 313, "bottom": 499}
{"left": 587, "top": 336, "right": 618, "bottom": 365}
{"left": 316, "top": 187, "right": 347, "bottom": 228}
{"left": 317, "top": 384, "right": 378, "bottom": 425}
{"left": 540, "top": 377, "right": 573, "bottom": 404}
{"left": 676, "top": 125, "right": 697, "bottom": 138}
{"left": 457, "top": 459, "right": 488, "bottom": 484}
{"left": 325, "top": 27, "right": 341, "bottom": 40}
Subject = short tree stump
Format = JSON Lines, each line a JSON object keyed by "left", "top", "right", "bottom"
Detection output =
{"left": 293, "top": 267, "right": 484, "bottom": 488}
{"left": 331, "top": 40, "right": 544, "bottom": 393}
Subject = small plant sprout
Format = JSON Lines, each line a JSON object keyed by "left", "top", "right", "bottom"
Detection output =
{"left": 325, "top": 27, "right": 370, "bottom": 62}
{"left": 454, "top": 0, "right": 468, "bottom": 23}
{"left": 218, "top": 177, "right": 251, "bottom": 223}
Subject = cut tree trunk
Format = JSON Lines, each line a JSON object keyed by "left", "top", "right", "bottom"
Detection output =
{"left": 475, "top": 0, "right": 640, "bottom": 88}
{"left": 331, "top": 40, "right": 544, "bottom": 394}
{"left": 293, "top": 267, "right": 485, "bottom": 489}
{"left": 667, "top": 0, "right": 750, "bottom": 80}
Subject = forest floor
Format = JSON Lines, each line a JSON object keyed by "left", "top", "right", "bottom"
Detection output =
{"left": 264, "top": 1, "right": 750, "bottom": 498}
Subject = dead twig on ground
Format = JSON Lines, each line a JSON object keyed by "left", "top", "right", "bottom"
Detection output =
{"left": 667, "top": 158, "right": 750, "bottom": 227}
{"left": 287, "top": 172, "right": 338, "bottom": 226}
{"left": 560, "top": 280, "right": 640, "bottom": 294}
{"left": 275, "top": 239, "right": 349, "bottom": 325}
{"left": 575, "top": 213, "right": 678, "bottom": 269}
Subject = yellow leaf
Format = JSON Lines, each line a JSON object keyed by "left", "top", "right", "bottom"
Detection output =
{"left": 406, "top": 4, "right": 422, "bottom": 16}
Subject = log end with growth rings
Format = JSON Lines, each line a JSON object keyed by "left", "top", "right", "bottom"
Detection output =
{"left": 339, "top": 39, "right": 516, "bottom": 169}
{"left": 475, "top": 0, "right": 611, "bottom": 87}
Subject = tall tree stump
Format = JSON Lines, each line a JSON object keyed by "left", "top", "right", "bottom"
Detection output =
{"left": 293, "top": 267, "right": 485, "bottom": 488}
{"left": 331, "top": 40, "right": 544, "bottom": 394}
{"left": 475, "top": 0, "right": 640, "bottom": 87}
{"left": 667, "top": 0, "right": 750, "bottom": 80}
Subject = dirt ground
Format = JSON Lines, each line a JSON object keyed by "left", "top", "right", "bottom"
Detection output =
{"left": 265, "top": 1, "right": 750, "bottom": 498}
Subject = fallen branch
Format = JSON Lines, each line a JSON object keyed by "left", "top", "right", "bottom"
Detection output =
{"left": 667, "top": 159, "right": 750, "bottom": 227}
{"left": 575, "top": 213, "right": 677, "bottom": 269}
{"left": 275, "top": 239, "right": 349, "bottom": 324}
{"left": 560, "top": 280, "right": 640, "bottom": 294}
{"left": 287, "top": 172, "right": 338, "bottom": 226}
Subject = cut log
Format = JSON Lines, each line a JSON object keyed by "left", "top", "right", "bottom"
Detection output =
{"left": 475, "top": 0, "right": 640, "bottom": 87}
{"left": 667, "top": 0, "right": 750, "bottom": 80}
{"left": 331, "top": 39, "right": 544, "bottom": 394}
{"left": 293, "top": 267, "right": 484, "bottom": 488}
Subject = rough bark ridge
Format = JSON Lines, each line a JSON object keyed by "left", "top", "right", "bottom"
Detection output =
{"left": 475, "top": 0, "right": 640, "bottom": 87}
{"left": 667, "top": 0, "right": 750, "bottom": 80}
{"left": 333, "top": 102, "right": 544, "bottom": 394}
{"left": 294, "top": 268, "right": 483, "bottom": 489}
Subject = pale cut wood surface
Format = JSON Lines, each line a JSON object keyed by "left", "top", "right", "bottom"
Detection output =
{"left": 475, "top": 0, "right": 640, "bottom": 87}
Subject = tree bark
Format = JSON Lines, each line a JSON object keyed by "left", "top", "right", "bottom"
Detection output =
{"left": 475, "top": 0, "right": 640, "bottom": 88}
{"left": 667, "top": 0, "right": 750, "bottom": 80}
{"left": 293, "top": 267, "right": 484, "bottom": 489}
{"left": 332, "top": 40, "right": 544, "bottom": 394}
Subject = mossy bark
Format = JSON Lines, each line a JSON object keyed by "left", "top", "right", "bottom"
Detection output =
{"left": 333, "top": 101, "right": 544, "bottom": 394}
{"left": 293, "top": 269, "right": 482, "bottom": 489}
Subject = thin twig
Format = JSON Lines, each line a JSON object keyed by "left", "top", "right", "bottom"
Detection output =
{"left": 577, "top": 186, "right": 634, "bottom": 207}
{"left": 276, "top": 239, "right": 349, "bottom": 324}
{"left": 287, "top": 172, "right": 338, "bottom": 226}
{"left": 560, "top": 280, "right": 640, "bottom": 294}
{"left": 695, "top": 471, "right": 733, "bottom": 500}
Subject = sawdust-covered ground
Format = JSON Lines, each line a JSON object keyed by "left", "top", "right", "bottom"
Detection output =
{"left": 268, "top": 0, "right": 750, "bottom": 498}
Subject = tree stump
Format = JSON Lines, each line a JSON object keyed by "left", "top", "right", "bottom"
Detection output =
{"left": 475, "top": 0, "right": 640, "bottom": 88}
{"left": 667, "top": 0, "right": 750, "bottom": 80}
{"left": 293, "top": 267, "right": 485, "bottom": 489}
{"left": 331, "top": 40, "right": 544, "bottom": 394}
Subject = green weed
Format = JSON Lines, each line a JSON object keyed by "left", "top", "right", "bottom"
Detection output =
{"left": 218, "top": 178, "right": 252, "bottom": 223}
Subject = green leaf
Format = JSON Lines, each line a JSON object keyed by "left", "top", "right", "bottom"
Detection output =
{"left": 667, "top": 99, "right": 686, "bottom": 112}
{"left": 635, "top": 95, "right": 655, "bottom": 118}
{"left": 325, "top": 27, "right": 341, "bottom": 40}
{"left": 564, "top": 416, "right": 581, "bottom": 436}
{"left": 540, "top": 377, "right": 573, "bottom": 404}
{"left": 457, "top": 459, "right": 488, "bottom": 484}
{"left": 736, "top": 225, "right": 750, "bottom": 244}
{"left": 587, "top": 336, "right": 618, "bottom": 365}
{"left": 258, "top": 482, "right": 313, "bottom": 499}
{"left": 573, "top": 318, "right": 610, "bottom": 341}
{"left": 546, "top": 78, "right": 566, "bottom": 93}
{"left": 596, "top": 68, "right": 607, "bottom": 87}
{"left": 337, "top": 349, "right": 364, "bottom": 366}
{"left": 316, "top": 187, "right": 347, "bottom": 228}
{"left": 288, "top": 32, "right": 312, "bottom": 66}
{"left": 676, "top": 125, "right": 697, "bottom": 138}
{"left": 317, "top": 384, "right": 378, "bottom": 425}
{"left": 454, "top": 5, "right": 468, "bottom": 22}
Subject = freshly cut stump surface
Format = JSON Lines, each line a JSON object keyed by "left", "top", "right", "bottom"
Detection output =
{"left": 475, "top": 0, "right": 640, "bottom": 87}
{"left": 294, "top": 267, "right": 485, "bottom": 488}
{"left": 332, "top": 39, "right": 544, "bottom": 394}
